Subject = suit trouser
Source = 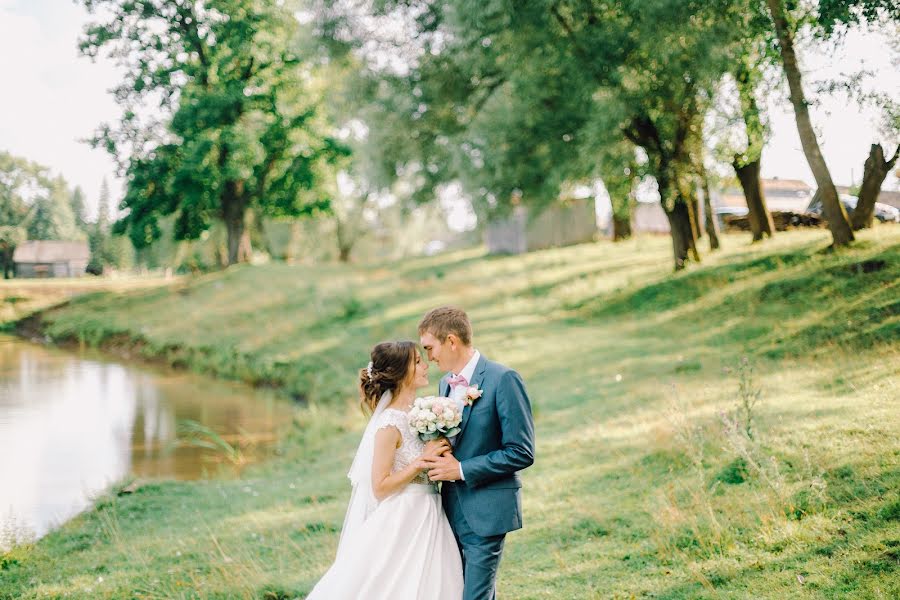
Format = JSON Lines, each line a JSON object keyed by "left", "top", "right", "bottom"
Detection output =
{"left": 445, "top": 488, "right": 506, "bottom": 600}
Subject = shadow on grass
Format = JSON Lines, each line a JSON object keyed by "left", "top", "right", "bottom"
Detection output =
{"left": 574, "top": 240, "right": 898, "bottom": 358}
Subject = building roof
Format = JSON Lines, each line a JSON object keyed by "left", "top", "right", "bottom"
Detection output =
{"left": 13, "top": 240, "right": 90, "bottom": 263}
{"left": 716, "top": 178, "right": 813, "bottom": 210}
{"left": 764, "top": 178, "right": 812, "bottom": 192}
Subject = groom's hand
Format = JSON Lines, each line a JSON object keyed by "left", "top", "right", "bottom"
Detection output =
{"left": 423, "top": 454, "right": 462, "bottom": 482}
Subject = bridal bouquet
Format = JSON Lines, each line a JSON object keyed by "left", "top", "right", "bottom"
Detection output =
{"left": 408, "top": 396, "right": 463, "bottom": 442}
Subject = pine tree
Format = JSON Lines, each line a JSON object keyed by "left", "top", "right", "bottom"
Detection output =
{"left": 70, "top": 186, "right": 88, "bottom": 230}
{"left": 98, "top": 177, "right": 111, "bottom": 232}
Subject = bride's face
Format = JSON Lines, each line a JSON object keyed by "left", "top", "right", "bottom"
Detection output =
{"left": 409, "top": 351, "right": 429, "bottom": 390}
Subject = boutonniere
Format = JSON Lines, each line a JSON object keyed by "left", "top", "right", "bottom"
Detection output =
{"left": 464, "top": 385, "right": 483, "bottom": 406}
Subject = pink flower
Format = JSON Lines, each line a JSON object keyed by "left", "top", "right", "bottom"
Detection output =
{"left": 465, "top": 386, "right": 482, "bottom": 405}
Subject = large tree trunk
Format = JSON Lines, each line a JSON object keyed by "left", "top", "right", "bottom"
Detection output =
{"left": 733, "top": 158, "right": 775, "bottom": 241}
{"left": 852, "top": 144, "right": 899, "bottom": 230}
{"left": 659, "top": 169, "right": 700, "bottom": 270}
{"left": 624, "top": 113, "right": 701, "bottom": 270}
{"left": 655, "top": 162, "right": 700, "bottom": 270}
{"left": 765, "top": 0, "right": 854, "bottom": 247}
{"left": 664, "top": 200, "right": 700, "bottom": 271}
{"left": 222, "top": 180, "right": 248, "bottom": 266}
{"left": 700, "top": 169, "right": 720, "bottom": 251}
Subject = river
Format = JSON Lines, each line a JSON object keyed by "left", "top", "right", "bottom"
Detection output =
{"left": 0, "top": 334, "right": 295, "bottom": 548}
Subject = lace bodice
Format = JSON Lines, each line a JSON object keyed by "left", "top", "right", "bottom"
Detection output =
{"left": 377, "top": 408, "right": 432, "bottom": 486}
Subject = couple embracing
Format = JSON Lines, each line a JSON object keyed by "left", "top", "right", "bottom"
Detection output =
{"left": 307, "top": 306, "right": 536, "bottom": 599}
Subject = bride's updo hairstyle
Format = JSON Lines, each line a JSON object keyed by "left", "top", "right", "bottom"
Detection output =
{"left": 359, "top": 341, "right": 418, "bottom": 413}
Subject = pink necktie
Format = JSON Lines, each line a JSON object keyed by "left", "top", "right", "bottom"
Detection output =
{"left": 447, "top": 374, "right": 468, "bottom": 388}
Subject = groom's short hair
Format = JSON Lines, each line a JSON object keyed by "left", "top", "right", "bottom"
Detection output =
{"left": 419, "top": 306, "right": 472, "bottom": 346}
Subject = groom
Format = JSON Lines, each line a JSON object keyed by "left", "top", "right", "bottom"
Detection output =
{"left": 419, "top": 306, "right": 535, "bottom": 600}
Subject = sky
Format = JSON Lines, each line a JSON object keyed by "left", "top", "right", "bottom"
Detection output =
{"left": 0, "top": 0, "right": 897, "bottom": 221}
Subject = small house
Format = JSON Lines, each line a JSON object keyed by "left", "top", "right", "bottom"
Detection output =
{"left": 12, "top": 241, "right": 90, "bottom": 278}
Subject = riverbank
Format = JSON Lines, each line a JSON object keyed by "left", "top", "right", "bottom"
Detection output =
{"left": 2, "top": 228, "right": 899, "bottom": 599}
{"left": 0, "top": 275, "right": 171, "bottom": 327}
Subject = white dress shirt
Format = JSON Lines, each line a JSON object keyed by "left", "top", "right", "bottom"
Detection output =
{"left": 448, "top": 349, "right": 480, "bottom": 481}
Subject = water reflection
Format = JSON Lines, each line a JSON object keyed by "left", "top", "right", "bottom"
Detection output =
{"left": 0, "top": 335, "right": 294, "bottom": 546}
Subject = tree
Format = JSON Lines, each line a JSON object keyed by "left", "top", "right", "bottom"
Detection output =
{"left": 70, "top": 186, "right": 88, "bottom": 230}
{"left": 24, "top": 176, "right": 82, "bottom": 242}
{"left": 852, "top": 144, "right": 899, "bottom": 230}
{"left": 543, "top": 0, "right": 742, "bottom": 269}
{"left": 80, "top": 0, "right": 335, "bottom": 265}
{"left": 764, "top": 0, "right": 854, "bottom": 246}
{"left": 699, "top": 164, "right": 721, "bottom": 251}
{"left": 325, "top": 0, "right": 749, "bottom": 269}
{"left": 605, "top": 173, "right": 635, "bottom": 242}
{"left": 731, "top": 59, "right": 776, "bottom": 241}
{"left": 97, "top": 177, "right": 111, "bottom": 232}
{"left": 0, "top": 227, "right": 26, "bottom": 279}
{"left": 814, "top": 3, "right": 900, "bottom": 231}
{"left": 0, "top": 153, "right": 35, "bottom": 275}
{"left": 332, "top": 182, "right": 376, "bottom": 262}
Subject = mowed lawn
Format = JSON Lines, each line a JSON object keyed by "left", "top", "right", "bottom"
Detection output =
{"left": 1, "top": 227, "right": 898, "bottom": 599}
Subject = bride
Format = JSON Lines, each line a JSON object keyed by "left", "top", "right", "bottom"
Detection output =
{"left": 306, "top": 341, "right": 464, "bottom": 599}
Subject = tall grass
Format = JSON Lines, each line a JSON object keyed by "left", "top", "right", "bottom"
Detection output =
{"left": 175, "top": 419, "right": 253, "bottom": 474}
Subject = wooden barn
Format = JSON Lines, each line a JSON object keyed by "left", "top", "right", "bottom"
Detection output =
{"left": 484, "top": 197, "right": 597, "bottom": 255}
{"left": 12, "top": 241, "right": 90, "bottom": 278}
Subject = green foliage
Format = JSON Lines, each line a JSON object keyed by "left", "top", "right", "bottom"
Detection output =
{"left": 714, "top": 457, "right": 749, "bottom": 485}
{"left": 0, "top": 227, "right": 26, "bottom": 279}
{"left": 816, "top": 0, "right": 900, "bottom": 34}
{"left": 0, "top": 152, "right": 83, "bottom": 243}
{"left": 80, "top": 0, "right": 339, "bottom": 264}
{"left": 878, "top": 497, "right": 900, "bottom": 522}
{"left": 69, "top": 186, "right": 88, "bottom": 230}
{"left": 327, "top": 0, "right": 757, "bottom": 267}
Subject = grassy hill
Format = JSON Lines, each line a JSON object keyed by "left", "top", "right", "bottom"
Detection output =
{"left": 2, "top": 228, "right": 898, "bottom": 599}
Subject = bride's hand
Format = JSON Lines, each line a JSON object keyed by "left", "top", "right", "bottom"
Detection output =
{"left": 423, "top": 438, "right": 451, "bottom": 458}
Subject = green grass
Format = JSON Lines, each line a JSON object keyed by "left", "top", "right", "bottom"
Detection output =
{"left": 0, "top": 275, "right": 170, "bottom": 327}
{"left": 1, "top": 227, "right": 899, "bottom": 599}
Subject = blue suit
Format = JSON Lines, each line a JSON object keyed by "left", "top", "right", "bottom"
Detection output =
{"left": 440, "top": 354, "right": 535, "bottom": 600}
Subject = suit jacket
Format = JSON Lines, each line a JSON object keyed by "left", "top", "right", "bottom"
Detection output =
{"left": 440, "top": 354, "right": 535, "bottom": 537}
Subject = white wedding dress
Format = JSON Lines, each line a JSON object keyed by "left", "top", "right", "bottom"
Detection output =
{"left": 306, "top": 407, "right": 464, "bottom": 600}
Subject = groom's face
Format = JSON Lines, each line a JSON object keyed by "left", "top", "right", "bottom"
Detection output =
{"left": 420, "top": 331, "right": 452, "bottom": 372}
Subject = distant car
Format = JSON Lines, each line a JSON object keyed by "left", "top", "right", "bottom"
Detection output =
{"left": 714, "top": 206, "right": 749, "bottom": 229}
{"left": 806, "top": 193, "right": 900, "bottom": 223}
